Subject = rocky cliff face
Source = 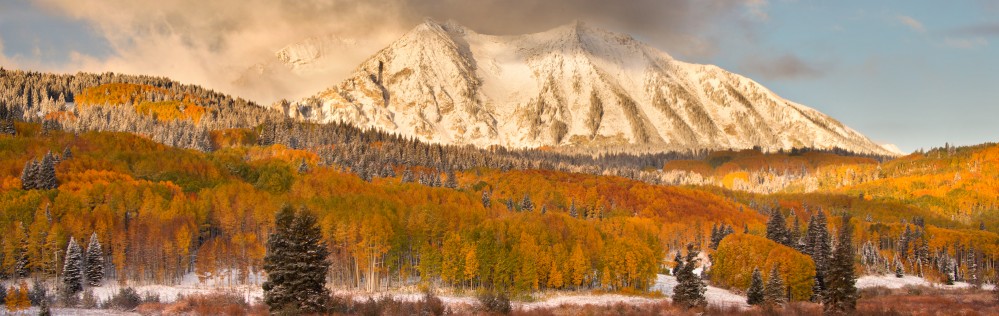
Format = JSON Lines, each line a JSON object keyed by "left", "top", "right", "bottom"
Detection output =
{"left": 282, "top": 20, "right": 898, "bottom": 155}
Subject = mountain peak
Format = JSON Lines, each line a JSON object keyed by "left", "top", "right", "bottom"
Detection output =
{"left": 282, "top": 21, "right": 897, "bottom": 156}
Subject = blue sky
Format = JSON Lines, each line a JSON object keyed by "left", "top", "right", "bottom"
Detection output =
{"left": 1, "top": 0, "right": 996, "bottom": 152}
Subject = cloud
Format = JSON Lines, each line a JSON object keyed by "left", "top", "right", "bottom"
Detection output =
{"left": 739, "top": 54, "right": 826, "bottom": 80}
{"left": 950, "top": 23, "right": 999, "bottom": 37}
{"left": 20, "top": 0, "right": 765, "bottom": 104}
{"left": 896, "top": 15, "right": 925, "bottom": 33}
{"left": 744, "top": 0, "right": 769, "bottom": 21}
{"left": 943, "top": 37, "right": 988, "bottom": 49}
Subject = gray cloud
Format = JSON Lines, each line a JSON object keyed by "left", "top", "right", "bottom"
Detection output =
{"left": 949, "top": 23, "right": 999, "bottom": 37}
{"left": 739, "top": 54, "right": 826, "bottom": 80}
{"left": 22, "top": 0, "right": 765, "bottom": 103}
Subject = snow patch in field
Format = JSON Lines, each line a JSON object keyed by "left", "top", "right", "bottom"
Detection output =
{"left": 652, "top": 274, "right": 749, "bottom": 309}
{"left": 856, "top": 274, "right": 980, "bottom": 290}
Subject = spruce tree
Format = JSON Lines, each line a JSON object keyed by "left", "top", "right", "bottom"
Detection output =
{"left": 569, "top": 200, "right": 577, "bottom": 218}
{"left": 823, "top": 215, "right": 858, "bottom": 315}
{"left": 37, "top": 152, "right": 58, "bottom": 189}
{"left": 520, "top": 194, "right": 534, "bottom": 212}
{"left": 764, "top": 265, "right": 786, "bottom": 306}
{"left": 62, "top": 146, "right": 72, "bottom": 160}
{"left": 766, "top": 210, "right": 791, "bottom": 247}
{"left": 894, "top": 258, "right": 904, "bottom": 278}
{"left": 672, "top": 244, "right": 707, "bottom": 309}
{"left": 85, "top": 233, "right": 105, "bottom": 287}
{"left": 445, "top": 169, "right": 457, "bottom": 189}
{"left": 263, "top": 206, "right": 331, "bottom": 314}
{"left": 672, "top": 251, "right": 684, "bottom": 276}
{"left": 19, "top": 160, "right": 35, "bottom": 190}
{"left": 62, "top": 237, "right": 84, "bottom": 295}
{"left": 746, "top": 267, "right": 765, "bottom": 306}
{"left": 806, "top": 211, "right": 831, "bottom": 301}
{"left": 481, "top": 190, "right": 491, "bottom": 208}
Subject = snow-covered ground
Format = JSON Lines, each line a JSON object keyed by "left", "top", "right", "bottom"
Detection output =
{"left": 88, "top": 271, "right": 265, "bottom": 304}
{"left": 652, "top": 274, "right": 749, "bottom": 309}
{"left": 12, "top": 272, "right": 993, "bottom": 315}
{"left": 3, "top": 307, "right": 139, "bottom": 315}
{"left": 856, "top": 274, "right": 992, "bottom": 290}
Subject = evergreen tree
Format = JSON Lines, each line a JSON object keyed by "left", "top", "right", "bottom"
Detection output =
{"left": 37, "top": 152, "right": 58, "bottom": 189}
{"left": 62, "top": 237, "right": 84, "bottom": 295}
{"left": 894, "top": 258, "right": 904, "bottom": 278}
{"left": 805, "top": 212, "right": 832, "bottom": 301}
{"left": 569, "top": 200, "right": 578, "bottom": 218}
{"left": 297, "top": 160, "right": 309, "bottom": 174}
{"left": 38, "top": 296, "right": 51, "bottom": 316}
{"left": 445, "top": 169, "right": 457, "bottom": 189}
{"left": 823, "top": 215, "right": 858, "bottom": 315}
{"left": 520, "top": 194, "right": 534, "bottom": 212}
{"left": 766, "top": 210, "right": 791, "bottom": 247}
{"left": 1, "top": 114, "right": 15, "bottom": 136}
{"left": 764, "top": 265, "right": 786, "bottom": 305}
{"left": 0, "top": 285, "right": 5, "bottom": 306}
{"left": 401, "top": 169, "right": 414, "bottom": 183}
{"left": 19, "top": 160, "right": 35, "bottom": 190}
{"left": 481, "top": 190, "right": 491, "bottom": 208}
{"left": 85, "top": 233, "right": 105, "bottom": 287}
{"left": 62, "top": 146, "right": 72, "bottom": 160}
{"left": 672, "top": 244, "right": 707, "bottom": 309}
{"left": 672, "top": 250, "right": 683, "bottom": 276}
{"left": 263, "top": 206, "right": 332, "bottom": 314}
{"left": 746, "top": 267, "right": 765, "bottom": 306}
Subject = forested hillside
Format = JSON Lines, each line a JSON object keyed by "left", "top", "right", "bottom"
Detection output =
{"left": 0, "top": 69, "right": 996, "bottom": 312}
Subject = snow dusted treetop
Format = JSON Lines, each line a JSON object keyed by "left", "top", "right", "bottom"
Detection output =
{"left": 284, "top": 19, "right": 900, "bottom": 156}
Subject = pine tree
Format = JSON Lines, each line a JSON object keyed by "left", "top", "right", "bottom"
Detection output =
{"left": 85, "top": 233, "right": 105, "bottom": 287}
{"left": 63, "top": 237, "right": 84, "bottom": 295}
{"left": 672, "top": 244, "right": 707, "bottom": 309}
{"left": 62, "top": 146, "right": 72, "bottom": 160}
{"left": 766, "top": 210, "right": 791, "bottom": 247}
{"left": 805, "top": 212, "right": 832, "bottom": 301}
{"left": 1, "top": 119, "right": 14, "bottom": 136}
{"left": 38, "top": 295, "right": 51, "bottom": 316}
{"left": 823, "top": 215, "right": 858, "bottom": 315}
{"left": 672, "top": 250, "right": 684, "bottom": 276}
{"left": 37, "top": 152, "right": 58, "bottom": 189}
{"left": 20, "top": 160, "right": 35, "bottom": 190}
{"left": 445, "top": 169, "right": 457, "bottom": 189}
{"left": 0, "top": 285, "right": 5, "bottom": 306}
{"left": 401, "top": 169, "right": 414, "bottom": 183}
{"left": 894, "top": 258, "right": 904, "bottom": 278}
{"left": 710, "top": 224, "right": 720, "bottom": 249}
{"left": 764, "top": 265, "right": 787, "bottom": 306}
{"left": 481, "top": 190, "right": 491, "bottom": 208}
{"left": 263, "top": 206, "right": 332, "bottom": 314}
{"left": 520, "top": 194, "right": 534, "bottom": 212}
{"left": 297, "top": 160, "right": 309, "bottom": 174}
{"left": 569, "top": 200, "right": 577, "bottom": 218}
{"left": 746, "top": 267, "right": 765, "bottom": 306}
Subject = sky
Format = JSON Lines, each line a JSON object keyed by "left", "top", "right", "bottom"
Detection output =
{"left": 1, "top": 0, "right": 996, "bottom": 153}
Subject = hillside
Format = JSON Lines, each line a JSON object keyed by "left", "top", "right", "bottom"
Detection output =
{"left": 282, "top": 20, "right": 899, "bottom": 156}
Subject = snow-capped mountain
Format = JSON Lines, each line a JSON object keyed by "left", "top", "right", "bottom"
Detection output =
{"left": 233, "top": 34, "right": 363, "bottom": 104}
{"left": 281, "top": 19, "right": 899, "bottom": 155}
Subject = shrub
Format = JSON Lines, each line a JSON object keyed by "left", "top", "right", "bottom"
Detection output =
{"left": 477, "top": 290, "right": 511, "bottom": 314}
{"left": 81, "top": 289, "right": 98, "bottom": 309}
{"left": 105, "top": 287, "right": 142, "bottom": 311}
{"left": 418, "top": 289, "right": 445, "bottom": 316}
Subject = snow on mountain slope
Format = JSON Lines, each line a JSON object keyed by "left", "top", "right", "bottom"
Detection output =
{"left": 282, "top": 19, "right": 896, "bottom": 155}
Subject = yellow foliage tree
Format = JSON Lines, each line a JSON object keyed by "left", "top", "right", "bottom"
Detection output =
{"left": 713, "top": 234, "right": 815, "bottom": 301}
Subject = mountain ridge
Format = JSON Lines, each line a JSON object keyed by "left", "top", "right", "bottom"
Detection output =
{"left": 280, "top": 19, "right": 900, "bottom": 156}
